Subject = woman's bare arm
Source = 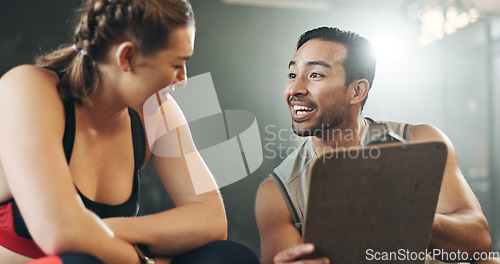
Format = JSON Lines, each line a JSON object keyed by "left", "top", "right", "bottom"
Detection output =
{"left": 103, "top": 97, "right": 227, "bottom": 256}
{"left": 0, "top": 65, "right": 140, "bottom": 264}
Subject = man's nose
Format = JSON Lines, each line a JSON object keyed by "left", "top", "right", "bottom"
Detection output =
{"left": 287, "top": 77, "right": 308, "bottom": 97}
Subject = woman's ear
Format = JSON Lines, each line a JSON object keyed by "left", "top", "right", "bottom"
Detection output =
{"left": 115, "top": 41, "right": 136, "bottom": 72}
{"left": 350, "top": 79, "right": 370, "bottom": 105}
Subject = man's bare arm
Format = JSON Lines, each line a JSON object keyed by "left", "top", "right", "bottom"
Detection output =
{"left": 410, "top": 124, "right": 491, "bottom": 259}
{"left": 255, "top": 177, "right": 329, "bottom": 264}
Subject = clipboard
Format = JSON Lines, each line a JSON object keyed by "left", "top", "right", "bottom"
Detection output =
{"left": 302, "top": 142, "right": 447, "bottom": 264}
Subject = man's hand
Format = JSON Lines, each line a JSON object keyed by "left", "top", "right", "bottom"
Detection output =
{"left": 156, "top": 256, "right": 172, "bottom": 264}
{"left": 274, "top": 243, "right": 330, "bottom": 264}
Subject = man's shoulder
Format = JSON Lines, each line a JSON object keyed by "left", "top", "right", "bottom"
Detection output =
{"left": 366, "top": 117, "right": 411, "bottom": 131}
{"left": 409, "top": 123, "right": 450, "bottom": 144}
{"left": 273, "top": 138, "right": 314, "bottom": 182}
{"left": 364, "top": 119, "right": 454, "bottom": 150}
{"left": 363, "top": 117, "right": 413, "bottom": 143}
{"left": 373, "top": 120, "right": 452, "bottom": 147}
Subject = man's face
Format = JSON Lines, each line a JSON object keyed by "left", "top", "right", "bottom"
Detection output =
{"left": 284, "top": 39, "right": 350, "bottom": 137}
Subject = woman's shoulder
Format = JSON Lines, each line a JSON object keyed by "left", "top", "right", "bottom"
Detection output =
{"left": 1, "top": 64, "right": 60, "bottom": 89}
{"left": 0, "top": 65, "right": 62, "bottom": 101}
{"left": 0, "top": 65, "right": 66, "bottom": 126}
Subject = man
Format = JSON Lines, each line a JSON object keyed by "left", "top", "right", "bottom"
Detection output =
{"left": 255, "top": 27, "right": 491, "bottom": 264}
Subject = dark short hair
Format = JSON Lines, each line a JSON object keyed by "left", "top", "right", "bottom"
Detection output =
{"left": 297, "top": 27, "right": 376, "bottom": 109}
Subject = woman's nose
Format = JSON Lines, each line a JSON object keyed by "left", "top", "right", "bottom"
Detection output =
{"left": 175, "top": 66, "right": 187, "bottom": 87}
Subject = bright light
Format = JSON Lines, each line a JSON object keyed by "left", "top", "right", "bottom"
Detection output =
{"left": 417, "top": 4, "right": 482, "bottom": 47}
{"left": 420, "top": 6, "right": 445, "bottom": 39}
{"left": 469, "top": 8, "right": 481, "bottom": 22}
{"left": 373, "top": 35, "right": 401, "bottom": 62}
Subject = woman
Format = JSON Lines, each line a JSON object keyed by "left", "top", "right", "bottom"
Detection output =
{"left": 0, "top": 0, "right": 259, "bottom": 263}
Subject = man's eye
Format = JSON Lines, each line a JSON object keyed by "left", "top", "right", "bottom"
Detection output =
{"left": 288, "top": 73, "right": 296, "bottom": 79}
{"left": 310, "top": 73, "right": 322, "bottom": 78}
{"left": 174, "top": 65, "right": 183, "bottom": 69}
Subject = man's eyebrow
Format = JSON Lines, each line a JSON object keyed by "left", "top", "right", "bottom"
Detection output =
{"left": 307, "top": 60, "right": 332, "bottom": 68}
{"left": 288, "top": 60, "right": 332, "bottom": 68}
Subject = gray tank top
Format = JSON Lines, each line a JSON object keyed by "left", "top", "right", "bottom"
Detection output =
{"left": 270, "top": 118, "right": 456, "bottom": 264}
{"left": 271, "top": 117, "right": 412, "bottom": 233}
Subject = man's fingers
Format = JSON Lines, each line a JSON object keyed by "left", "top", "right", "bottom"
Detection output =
{"left": 156, "top": 256, "right": 172, "bottom": 264}
{"left": 274, "top": 244, "right": 315, "bottom": 262}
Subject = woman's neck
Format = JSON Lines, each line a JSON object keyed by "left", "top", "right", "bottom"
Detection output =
{"left": 77, "top": 66, "right": 129, "bottom": 133}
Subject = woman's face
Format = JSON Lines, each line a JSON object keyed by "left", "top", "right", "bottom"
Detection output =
{"left": 126, "top": 25, "right": 195, "bottom": 111}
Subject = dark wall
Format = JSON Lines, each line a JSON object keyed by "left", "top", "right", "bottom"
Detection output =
{"left": 435, "top": 19, "right": 499, "bottom": 252}
{"left": 490, "top": 18, "right": 500, "bottom": 252}
{"left": 0, "top": 0, "right": 79, "bottom": 74}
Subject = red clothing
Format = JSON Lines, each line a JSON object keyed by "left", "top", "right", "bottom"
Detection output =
{"left": 0, "top": 200, "right": 45, "bottom": 258}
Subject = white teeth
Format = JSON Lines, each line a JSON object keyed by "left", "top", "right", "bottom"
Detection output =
{"left": 293, "top": 105, "right": 313, "bottom": 111}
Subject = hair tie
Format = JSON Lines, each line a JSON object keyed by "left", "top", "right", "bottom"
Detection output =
{"left": 72, "top": 43, "right": 87, "bottom": 56}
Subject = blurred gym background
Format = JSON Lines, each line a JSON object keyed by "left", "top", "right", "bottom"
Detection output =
{"left": 1, "top": 0, "right": 499, "bottom": 255}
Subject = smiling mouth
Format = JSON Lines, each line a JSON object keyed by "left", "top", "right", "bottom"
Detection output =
{"left": 292, "top": 105, "right": 315, "bottom": 120}
{"left": 158, "top": 84, "right": 176, "bottom": 102}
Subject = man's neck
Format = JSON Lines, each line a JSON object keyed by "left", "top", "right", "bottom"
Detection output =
{"left": 311, "top": 114, "right": 367, "bottom": 157}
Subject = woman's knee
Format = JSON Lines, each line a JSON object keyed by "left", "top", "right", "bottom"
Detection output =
{"left": 172, "top": 240, "right": 260, "bottom": 264}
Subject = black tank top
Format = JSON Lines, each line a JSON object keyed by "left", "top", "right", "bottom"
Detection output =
{"left": 9, "top": 88, "right": 146, "bottom": 240}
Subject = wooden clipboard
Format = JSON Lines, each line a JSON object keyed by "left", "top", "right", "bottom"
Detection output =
{"left": 302, "top": 142, "right": 447, "bottom": 264}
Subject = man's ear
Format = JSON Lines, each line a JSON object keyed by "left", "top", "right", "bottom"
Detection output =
{"left": 115, "top": 41, "right": 136, "bottom": 72}
{"left": 350, "top": 79, "right": 370, "bottom": 105}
